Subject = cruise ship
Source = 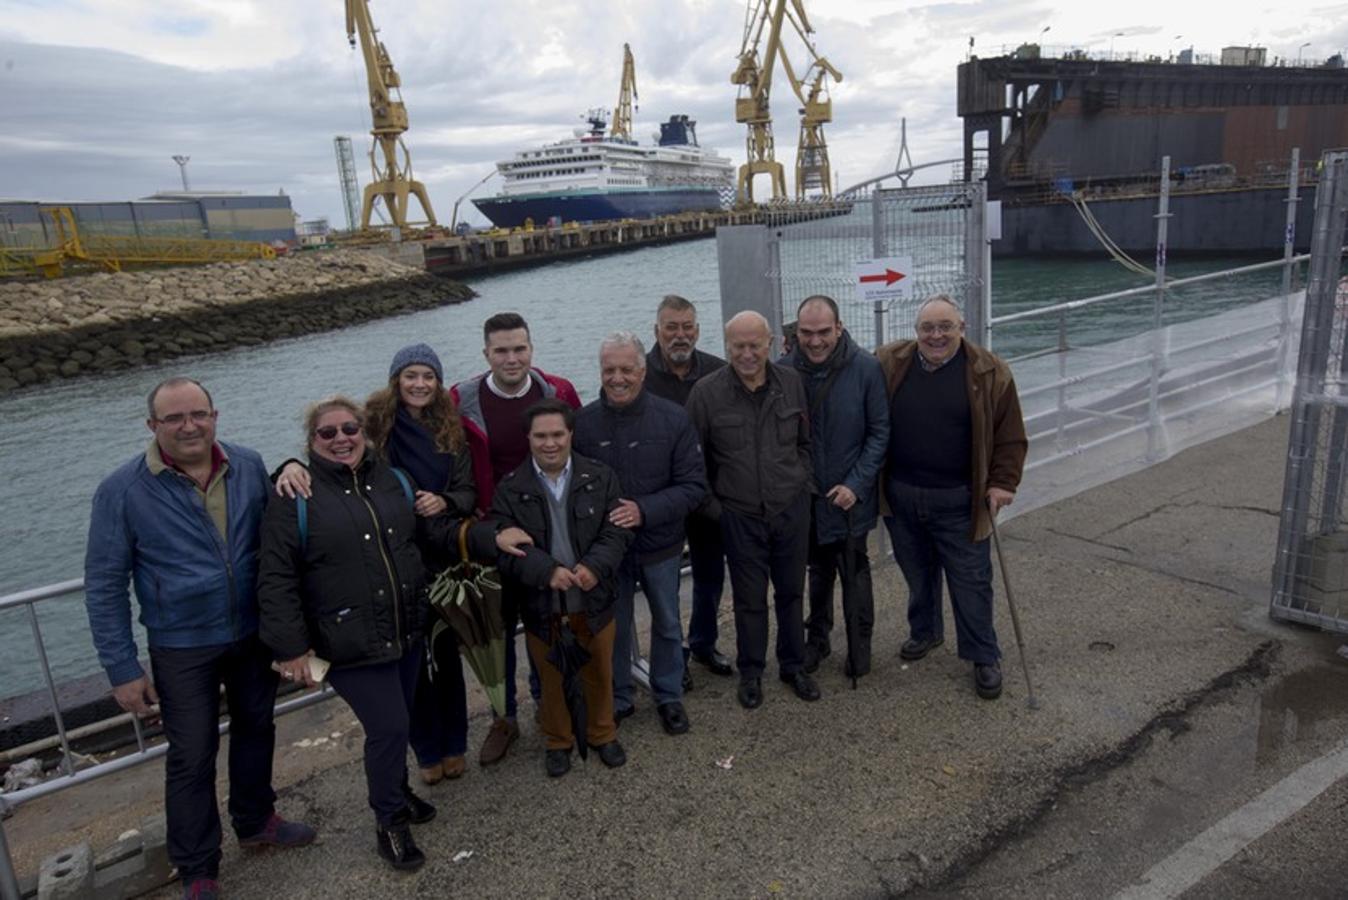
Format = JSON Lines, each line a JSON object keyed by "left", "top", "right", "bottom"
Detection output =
{"left": 471, "top": 113, "right": 735, "bottom": 228}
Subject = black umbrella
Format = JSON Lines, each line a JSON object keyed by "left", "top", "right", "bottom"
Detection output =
{"left": 545, "top": 589, "right": 591, "bottom": 760}
{"left": 840, "top": 508, "right": 861, "bottom": 690}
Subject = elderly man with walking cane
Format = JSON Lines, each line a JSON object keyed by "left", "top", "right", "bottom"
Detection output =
{"left": 877, "top": 294, "right": 1028, "bottom": 700}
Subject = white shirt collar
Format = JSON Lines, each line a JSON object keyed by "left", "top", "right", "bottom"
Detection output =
{"left": 532, "top": 456, "right": 572, "bottom": 500}
{"left": 485, "top": 371, "right": 534, "bottom": 399}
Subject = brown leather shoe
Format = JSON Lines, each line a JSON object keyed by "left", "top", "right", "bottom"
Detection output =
{"left": 478, "top": 718, "right": 519, "bottom": 766}
{"left": 441, "top": 755, "right": 466, "bottom": 779}
{"left": 418, "top": 762, "right": 443, "bottom": 785}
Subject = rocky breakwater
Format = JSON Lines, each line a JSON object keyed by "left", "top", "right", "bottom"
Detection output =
{"left": 0, "top": 251, "right": 475, "bottom": 393}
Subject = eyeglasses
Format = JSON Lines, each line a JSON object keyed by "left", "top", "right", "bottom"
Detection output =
{"left": 918, "top": 321, "right": 961, "bottom": 336}
{"left": 314, "top": 422, "right": 362, "bottom": 440}
{"left": 154, "top": 410, "right": 214, "bottom": 427}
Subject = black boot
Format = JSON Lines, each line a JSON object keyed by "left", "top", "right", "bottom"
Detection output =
{"left": 403, "top": 783, "right": 436, "bottom": 825}
{"left": 376, "top": 812, "right": 425, "bottom": 871}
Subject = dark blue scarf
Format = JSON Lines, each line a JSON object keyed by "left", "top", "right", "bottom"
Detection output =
{"left": 386, "top": 405, "right": 452, "bottom": 492}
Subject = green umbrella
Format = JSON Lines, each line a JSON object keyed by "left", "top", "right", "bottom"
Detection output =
{"left": 428, "top": 528, "right": 508, "bottom": 718}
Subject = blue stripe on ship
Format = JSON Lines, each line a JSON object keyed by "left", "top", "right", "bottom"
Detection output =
{"left": 471, "top": 188, "right": 725, "bottom": 228}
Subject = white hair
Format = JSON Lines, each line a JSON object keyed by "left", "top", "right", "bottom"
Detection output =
{"left": 914, "top": 294, "right": 964, "bottom": 325}
{"left": 599, "top": 331, "right": 646, "bottom": 364}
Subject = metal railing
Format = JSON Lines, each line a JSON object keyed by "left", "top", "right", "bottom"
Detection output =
{"left": 0, "top": 579, "right": 338, "bottom": 900}
{"left": 0, "top": 569, "right": 664, "bottom": 899}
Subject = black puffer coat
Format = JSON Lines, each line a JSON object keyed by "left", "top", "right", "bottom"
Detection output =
{"left": 258, "top": 453, "right": 446, "bottom": 668}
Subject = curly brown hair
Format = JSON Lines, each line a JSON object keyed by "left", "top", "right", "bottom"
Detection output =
{"left": 364, "top": 375, "right": 465, "bottom": 455}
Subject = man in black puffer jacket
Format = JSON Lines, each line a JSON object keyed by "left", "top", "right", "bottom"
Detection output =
{"left": 574, "top": 332, "right": 706, "bottom": 737}
{"left": 489, "top": 398, "right": 634, "bottom": 778}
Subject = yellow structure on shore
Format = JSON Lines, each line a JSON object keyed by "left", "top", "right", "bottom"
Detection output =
{"left": 0, "top": 208, "right": 275, "bottom": 279}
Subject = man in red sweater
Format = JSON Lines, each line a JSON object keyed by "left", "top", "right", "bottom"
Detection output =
{"left": 451, "top": 312, "right": 581, "bottom": 764}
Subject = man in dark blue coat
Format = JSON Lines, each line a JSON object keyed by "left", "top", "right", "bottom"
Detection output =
{"left": 783, "top": 296, "right": 890, "bottom": 678}
{"left": 575, "top": 332, "right": 707, "bottom": 735}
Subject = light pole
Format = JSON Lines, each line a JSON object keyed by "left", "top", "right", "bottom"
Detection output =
{"left": 1038, "top": 25, "right": 1050, "bottom": 54}
{"left": 1110, "top": 32, "right": 1125, "bottom": 59}
{"left": 171, "top": 155, "right": 191, "bottom": 192}
{"left": 1298, "top": 42, "right": 1311, "bottom": 64}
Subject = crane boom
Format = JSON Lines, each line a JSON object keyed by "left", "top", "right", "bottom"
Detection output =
{"left": 731, "top": 0, "right": 839, "bottom": 202}
{"left": 345, "top": 0, "right": 436, "bottom": 230}
{"left": 610, "top": 43, "right": 639, "bottom": 141}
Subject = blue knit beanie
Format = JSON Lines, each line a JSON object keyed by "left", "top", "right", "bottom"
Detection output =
{"left": 389, "top": 343, "right": 443, "bottom": 383}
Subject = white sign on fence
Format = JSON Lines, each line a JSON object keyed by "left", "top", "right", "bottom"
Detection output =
{"left": 854, "top": 256, "right": 914, "bottom": 306}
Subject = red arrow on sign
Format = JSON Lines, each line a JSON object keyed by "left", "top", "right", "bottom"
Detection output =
{"left": 859, "top": 269, "right": 906, "bottom": 286}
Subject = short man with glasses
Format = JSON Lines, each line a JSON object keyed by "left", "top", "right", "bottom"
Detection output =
{"left": 85, "top": 377, "right": 315, "bottom": 900}
{"left": 876, "top": 295, "right": 1027, "bottom": 700}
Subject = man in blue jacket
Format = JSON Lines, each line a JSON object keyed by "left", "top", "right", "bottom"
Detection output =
{"left": 784, "top": 297, "right": 890, "bottom": 679}
{"left": 575, "top": 332, "right": 706, "bottom": 735}
{"left": 85, "top": 377, "right": 314, "bottom": 900}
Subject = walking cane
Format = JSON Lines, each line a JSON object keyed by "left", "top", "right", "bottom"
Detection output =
{"left": 842, "top": 508, "right": 860, "bottom": 690}
{"left": 986, "top": 499, "right": 1040, "bottom": 710}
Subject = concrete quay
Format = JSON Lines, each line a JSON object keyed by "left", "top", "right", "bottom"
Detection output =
{"left": 366, "top": 203, "right": 854, "bottom": 278}
{"left": 5, "top": 414, "right": 1346, "bottom": 898}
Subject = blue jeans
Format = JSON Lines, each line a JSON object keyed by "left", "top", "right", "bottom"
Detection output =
{"left": 149, "top": 634, "right": 278, "bottom": 883}
{"left": 501, "top": 581, "right": 541, "bottom": 719}
{"left": 883, "top": 481, "right": 1000, "bottom": 665}
{"left": 408, "top": 629, "right": 468, "bottom": 765}
{"left": 685, "top": 512, "right": 725, "bottom": 656}
{"left": 613, "top": 553, "right": 686, "bottom": 709}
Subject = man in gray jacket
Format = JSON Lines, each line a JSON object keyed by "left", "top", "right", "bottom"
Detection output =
{"left": 686, "top": 311, "right": 819, "bottom": 709}
{"left": 783, "top": 296, "right": 889, "bottom": 679}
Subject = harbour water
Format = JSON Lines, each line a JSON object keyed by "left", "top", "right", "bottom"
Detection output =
{"left": 0, "top": 238, "right": 1289, "bottom": 699}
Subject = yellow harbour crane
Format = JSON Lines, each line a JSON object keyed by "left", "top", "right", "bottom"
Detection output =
{"left": 346, "top": 0, "right": 436, "bottom": 230}
{"left": 610, "top": 43, "right": 639, "bottom": 142}
{"left": 730, "top": 0, "right": 840, "bottom": 202}
{"left": 791, "top": 51, "right": 843, "bottom": 199}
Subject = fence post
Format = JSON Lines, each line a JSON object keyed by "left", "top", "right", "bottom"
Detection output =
{"left": 963, "top": 182, "right": 988, "bottom": 349}
{"left": 1146, "top": 155, "right": 1172, "bottom": 462}
{"left": 0, "top": 803, "right": 20, "bottom": 900}
{"left": 1271, "top": 150, "right": 1348, "bottom": 615}
{"left": 1275, "top": 147, "right": 1302, "bottom": 410}
{"left": 871, "top": 191, "right": 887, "bottom": 349}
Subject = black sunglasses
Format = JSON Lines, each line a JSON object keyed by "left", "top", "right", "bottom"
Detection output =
{"left": 314, "top": 422, "right": 362, "bottom": 440}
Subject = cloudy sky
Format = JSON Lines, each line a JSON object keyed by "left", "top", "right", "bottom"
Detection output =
{"left": 2, "top": 0, "right": 1344, "bottom": 228}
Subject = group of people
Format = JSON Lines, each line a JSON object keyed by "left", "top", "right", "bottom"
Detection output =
{"left": 83, "top": 292, "right": 1026, "bottom": 897}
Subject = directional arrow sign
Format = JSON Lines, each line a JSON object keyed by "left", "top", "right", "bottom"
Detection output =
{"left": 859, "top": 269, "right": 906, "bottom": 286}
{"left": 855, "top": 256, "right": 914, "bottom": 305}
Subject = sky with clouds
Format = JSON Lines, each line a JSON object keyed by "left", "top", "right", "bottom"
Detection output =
{"left": 1, "top": 0, "right": 1345, "bottom": 228}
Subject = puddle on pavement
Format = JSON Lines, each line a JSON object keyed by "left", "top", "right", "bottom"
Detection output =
{"left": 1256, "top": 664, "right": 1348, "bottom": 765}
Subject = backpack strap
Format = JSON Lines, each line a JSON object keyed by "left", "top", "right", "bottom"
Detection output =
{"left": 296, "top": 495, "right": 308, "bottom": 553}
{"left": 390, "top": 467, "right": 415, "bottom": 506}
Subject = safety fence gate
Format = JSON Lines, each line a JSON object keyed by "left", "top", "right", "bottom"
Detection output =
{"left": 1271, "top": 150, "right": 1348, "bottom": 631}
{"left": 716, "top": 183, "right": 989, "bottom": 351}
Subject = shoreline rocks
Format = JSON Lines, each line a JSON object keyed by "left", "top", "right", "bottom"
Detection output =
{"left": 0, "top": 251, "right": 474, "bottom": 394}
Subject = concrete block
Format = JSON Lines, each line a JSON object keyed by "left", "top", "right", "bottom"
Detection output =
{"left": 91, "top": 814, "right": 173, "bottom": 899}
{"left": 37, "top": 843, "right": 93, "bottom": 900}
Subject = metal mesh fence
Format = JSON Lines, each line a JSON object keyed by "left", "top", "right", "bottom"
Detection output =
{"left": 1271, "top": 150, "right": 1348, "bottom": 631}
{"left": 761, "top": 183, "right": 987, "bottom": 350}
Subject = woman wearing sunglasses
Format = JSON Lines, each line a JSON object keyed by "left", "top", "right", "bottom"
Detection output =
{"left": 258, "top": 393, "right": 511, "bottom": 872}
{"left": 276, "top": 345, "right": 481, "bottom": 789}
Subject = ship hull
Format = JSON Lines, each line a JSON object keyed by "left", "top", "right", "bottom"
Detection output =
{"left": 993, "top": 184, "right": 1318, "bottom": 258}
{"left": 472, "top": 188, "right": 724, "bottom": 229}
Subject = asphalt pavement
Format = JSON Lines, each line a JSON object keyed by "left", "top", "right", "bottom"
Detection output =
{"left": 6, "top": 413, "right": 1347, "bottom": 899}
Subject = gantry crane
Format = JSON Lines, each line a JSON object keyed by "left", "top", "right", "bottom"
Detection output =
{"left": 610, "top": 43, "right": 639, "bottom": 142}
{"left": 730, "top": 0, "right": 841, "bottom": 202}
{"left": 730, "top": 0, "right": 792, "bottom": 202}
{"left": 790, "top": 51, "right": 842, "bottom": 199}
{"left": 346, "top": 0, "right": 436, "bottom": 230}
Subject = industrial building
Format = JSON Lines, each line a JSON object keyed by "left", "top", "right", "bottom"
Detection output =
{"left": 0, "top": 192, "right": 296, "bottom": 250}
